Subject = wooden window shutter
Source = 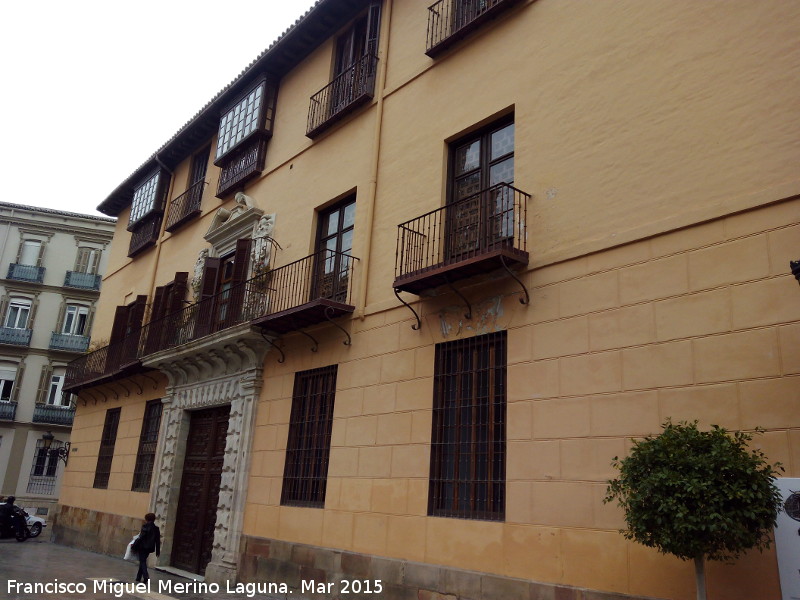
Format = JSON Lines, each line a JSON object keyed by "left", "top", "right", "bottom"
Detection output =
{"left": 232, "top": 239, "right": 252, "bottom": 285}
{"left": 150, "top": 286, "right": 168, "bottom": 323}
{"left": 36, "top": 241, "right": 46, "bottom": 267}
{"left": 167, "top": 272, "right": 189, "bottom": 315}
{"left": 200, "top": 257, "right": 222, "bottom": 301}
{"left": 27, "top": 297, "right": 40, "bottom": 330}
{"left": 11, "top": 362, "right": 25, "bottom": 403}
{"left": 36, "top": 365, "right": 52, "bottom": 405}
{"left": 109, "top": 305, "right": 130, "bottom": 344}
{"left": 129, "top": 295, "right": 148, "bottom": 332}
{"left": 55, "top": 301, "right": 67, "bottom": 333}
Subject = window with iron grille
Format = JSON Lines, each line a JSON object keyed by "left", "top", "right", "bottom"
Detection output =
{"left": 27, "top": 438, "right": 61, "bottom": 495}
{"left": 131, "top": 400, "right": 162, "bottom": 492}
{"left": 93, "top": 407, "right": 121, "bottom": 489}
{"left": 428, "top": 331, "right": 506, "bottom": 521}
{"left": 281, "top": 365, "right": 338, "bottom": 508}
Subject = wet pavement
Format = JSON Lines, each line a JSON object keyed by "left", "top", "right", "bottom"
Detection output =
{"left": 0, "top": 537, "right": 285, "bottom": 600}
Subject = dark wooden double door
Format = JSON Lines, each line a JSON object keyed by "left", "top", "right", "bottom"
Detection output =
{"left": 171, "top": 405, "right": 230, "bottom": 575}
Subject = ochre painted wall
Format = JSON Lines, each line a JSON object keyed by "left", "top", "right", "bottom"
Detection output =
{"left": 61, "top": 1, "right": 800, "bottom": 599}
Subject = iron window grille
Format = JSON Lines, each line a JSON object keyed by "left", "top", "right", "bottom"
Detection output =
{"left": 429, "top": 331, "right": 507, "bottom": 521}
{"left": 131, "top": 400, "right": 163, "bottom": 492}
{"left": 93, "top": 407, "right": 121, "bottom": 489}
{"left": 281, "top": 365, "right": 338, "bottom": 508}
{"left": 27, "top": 439, "right": 61, "bottom": 495}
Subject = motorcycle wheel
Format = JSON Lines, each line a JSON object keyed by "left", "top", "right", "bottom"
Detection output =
{"left": 28, "top": 522, "right": 41, "bottom": 538}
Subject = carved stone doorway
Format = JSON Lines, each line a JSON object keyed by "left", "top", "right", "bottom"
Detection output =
{"left": 170, "top": 405, "right": 230, "bottom": 575}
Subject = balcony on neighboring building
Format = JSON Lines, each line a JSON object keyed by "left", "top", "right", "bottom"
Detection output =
{"left": 425, "top": 0, "right": 524, "bottom": 57}
{"left": 65, "top": 249, "right": 359, "bottom": 392}
{"left": 64, "top": 270, "right": 101, "bottom": 290}
{"left": 0, "top": 327, "right": 32, "bottom": 346}
{"left": 306, "top": 53, "right": 379, "bottom": 138}
{"left": 0, "top": 401, "right": 16, "bottom": 421}
{"left": 32, "top": 404, "right": 75, "bottom": 426}
{"left": 166, "top": 180, "right": 206, "bottom": 232}
{"left": 7, "top": 263, "right": 45, "bottom": 283}
{"left": 49, "top": 332, "right": 90, "bottom": 353}
{"left": 393, "top": 183, "right": 530, "bottom": 295}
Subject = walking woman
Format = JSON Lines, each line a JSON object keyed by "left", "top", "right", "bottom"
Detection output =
{"left": 134, "top": 513, "right": 161, "bottom": 584}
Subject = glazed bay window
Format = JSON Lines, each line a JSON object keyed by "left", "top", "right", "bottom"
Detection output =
{"left": 428, "top": 331, "right": 507, "bottom": 521}
{"left": 128, "top": 168, "right": 170, "bottom": 257}
{"left": 215, "top": 77, "right": 277, "bottom": 197}
{"left": 281, "top": 366, "right": 338, "bottom": 508}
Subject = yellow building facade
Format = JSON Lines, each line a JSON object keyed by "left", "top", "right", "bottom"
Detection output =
{"left": 56, "top": 1, "right": 800, "bottom": 599}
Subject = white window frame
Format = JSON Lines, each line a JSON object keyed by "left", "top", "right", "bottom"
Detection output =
{"left": 75, "top": 247, "right": 101, "bottom": 275}
{"left": 62, "top": 305, "right": 89, "bottom": 336}
{"left": 19, "top": 240, "right": 41, "bottom": 266}
{"left": 5, "top": 299, "right": 32, "bottom": 329}
{"left": 46, "top": 373, "right": 68, "bottom": 406}
{"left": 0, "top": 367, "right": 16, "bottom": 402}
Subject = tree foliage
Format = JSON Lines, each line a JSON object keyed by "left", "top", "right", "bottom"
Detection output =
{"left": 604, "top": 420, "right": 783, "bottom": 562}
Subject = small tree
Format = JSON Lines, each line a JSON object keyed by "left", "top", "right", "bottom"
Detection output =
{"left": 604, "top": 420, "right": 783, "bottom": 600}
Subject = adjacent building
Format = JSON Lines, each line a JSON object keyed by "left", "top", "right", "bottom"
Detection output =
{"left": 55, "top": 1, "right": 799, "bottom": 599}
{"left": 0, "top": 202, "right": 115, "bottom": 516}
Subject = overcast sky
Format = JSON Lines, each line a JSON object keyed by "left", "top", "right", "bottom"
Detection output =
{"left": 0, "top": 0, "right": 318, "bottom": 218}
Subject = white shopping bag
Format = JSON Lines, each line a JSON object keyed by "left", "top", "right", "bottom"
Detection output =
{"left": 123, "top": 534, "right": 139, "bottom": 562}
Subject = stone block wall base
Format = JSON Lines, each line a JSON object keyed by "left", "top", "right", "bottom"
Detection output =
{"left": 52, "top": 505, "right": 142, "bottom": 559}
{"left": 238, "top": 535, "right": 666, "bottom": 600}
{"left": 205, "top": 561, "right": 238, "bottom": 585}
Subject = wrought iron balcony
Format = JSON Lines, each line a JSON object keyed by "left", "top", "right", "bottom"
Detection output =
{"left": 250, "top": 248, "right": 359, "bottom": 334}
{"left": 0, "top": 327, "right": 32, "bottom": 346}
{"left": 66, "top": 249, "right": 359, "bottom": 392}
{"left": 7, "top": 263, "right": 45, "bottom": 283}
{"left": 128, "top": 212, "right": 162, "bottom": 257}
{"left": 166, "top": 180, "right": 206, "bottom": 232}
{"left": 0, "top": 401, "right": 16, "bottom": 421}
{"left": 394, "top": 183, "right": 529, "bottom": 295}
{"left": 64, "top": 270, "right": 101, "bottom": 290}
{"left": 50, "top": 332, "right": 90, "bottom": 353}
{"left": 426, "top": 0, "right": 524, "bottom": 57}
{"left": 307, "top": 53, "right": 378, "bottom": 138}
{"left": 32, "top": 404, "right": 75, "bottom": 426}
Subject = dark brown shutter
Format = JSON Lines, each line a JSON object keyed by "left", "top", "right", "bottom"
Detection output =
{"left": 196, "top": 257, "right": 221, "bottom": 338}
{"left": 109, "top": 305, "right": 130, "bottom": 344}
{"left": 232, "top": 239, "right": 252, "bottom": 285}
{"left": 168, "top": 272, "right": 189, "bottom": 314}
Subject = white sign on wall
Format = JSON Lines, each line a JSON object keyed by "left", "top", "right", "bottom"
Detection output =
{"left": 776, "top": 478, "right": 800, "bottom": 600}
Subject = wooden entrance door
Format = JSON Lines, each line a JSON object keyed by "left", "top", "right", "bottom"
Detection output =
{"left": 170, "top": 405, "right": 230, "bottom": 575}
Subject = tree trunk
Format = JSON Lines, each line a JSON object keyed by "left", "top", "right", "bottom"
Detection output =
{"left": 694, "top": 555, "right": 707, "bottom": 600}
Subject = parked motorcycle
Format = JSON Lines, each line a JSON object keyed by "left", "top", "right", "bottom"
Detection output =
{"left": 0, "top": 506, "right": 31, "bottom": 541}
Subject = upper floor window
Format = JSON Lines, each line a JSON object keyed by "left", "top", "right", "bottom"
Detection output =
{"left": 75, "top": 247, "right": 100, "bottom": 275}
{"left": 214, "top": 77, "right": 278, "bottom": 197}
{"left": 46, "top": 373, "right": 68, "bottom": 406}
{"left": 93, "top": 407, "right": 121, "bottom": 489}
{"left": 0, "top": 366, "right": 16, "bottom": 402}
{"left": 5, "top": 299, "right": 31, "bottom": 329}
{"left": 62, "top": 305, "right": 89, "bottom": 336}
{"left": 18, "top": 240, "right": 42, "bottom": 266}
{"left": 215, "top": 80, "right": 276, "bottom": 163}
{"left": 129, "top": 170, "right": 168, "bottom": 229}
{"left": 315, "top": 198, "right": 356, "bottom": 303}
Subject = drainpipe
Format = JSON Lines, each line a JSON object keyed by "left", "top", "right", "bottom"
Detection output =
{"left": 355, "top": 0, "right": 392, "bottom": 320}
{"left": 146, "top": 155, "right": 176, "bottom": 307}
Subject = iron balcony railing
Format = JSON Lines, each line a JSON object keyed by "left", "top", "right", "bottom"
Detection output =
{"left": 395, "top": 183, "right": 529, "bottom": 285}
{"left": 32, "top": 404, "right": 75, "bottom": 426}
{"left": 0, "top": 401, "right": 16, "bottom": 421}
{"left": 66, "top": 249, "right": 358, "bottom": 390}
{"left": 426, "top": 0, "right": 523, "bottom": 56}
{"left": 0, "top": 327, "right": 32, "bottom": 346}
{"left": 128, "top": 213, "right": 162, "bottom": 257}
{"left": 166, "top": 180, "right": 206, "bottom": 232}
{"left": 7, "top": 263, "right": 45, "bottom": 283}
{"left": 307, "top": 53, "right": 378, "bottom": 138}
{"left": 50, "top": 332, "right": 90, "bottom": 353}
{"left": 64, "top": 271, "right": 101, "bottom": 290}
